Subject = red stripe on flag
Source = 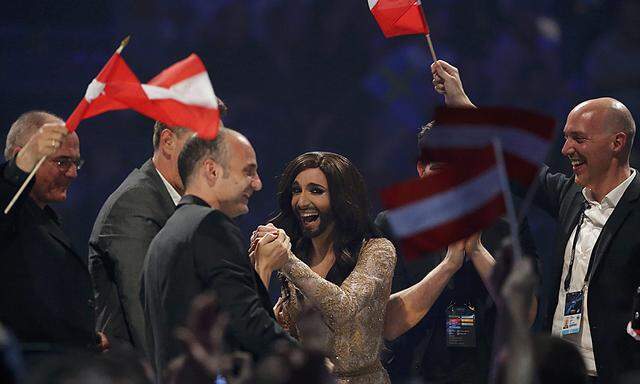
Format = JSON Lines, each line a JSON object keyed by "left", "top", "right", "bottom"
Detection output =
{"left": 148, "top": 54, "right": 206, "bottom": 88}
{"left": 95, "top": 53, "right": 140, "bottom": 83}
{"left": 423, "top": 148, "right": 540, "bottom": 188}
{"left": 371, "top": 0, "right": 429, "bottom": 38}
{"left": 381, "top": 146, "right": 497, "bottom": 208}
{"left": 66, "top": 53, "right": 140, "bottom": 132}
{"left": 105, "top": 82, "right": 220, "bottom": 139}
{"left": 434, "top": 107, "right": 556, "bottom": 141}
{"left": 400, "top": 194, "right": 505, "bottom": 258}
{"left": 146, "top": 99, "right": 220, "bottom": 139}
{"left": 504, "top": 154, "right": 539, "bottom": 187}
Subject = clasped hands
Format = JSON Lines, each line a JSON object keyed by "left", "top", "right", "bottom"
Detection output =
{"left": 443, "top": 232, "right": 483, "bottom": 272}
{"left": 249, "top": 223, "right": 292, "bottom": 274}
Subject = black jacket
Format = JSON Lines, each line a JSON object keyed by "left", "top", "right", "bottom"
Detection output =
{"left": 89, "top": 159, "right": 175, "bottom": 352}
{"left": 141, "top": 195, "right": 294, "bottom": 381}
{"left": 0, "top": 159, "right": 96, "bottom": 353}
{"left": 536, "top": 166, "right": 640, "bottom": 381}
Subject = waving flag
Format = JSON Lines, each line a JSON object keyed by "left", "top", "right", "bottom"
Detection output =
{"left": 66, "top": 49, "right": 137, "bottom": 131}
{"left": 106, "top": 54, "right": 220, "bottom": 139}
{"left": 421, "top": 107, "right": 556, "bottom": 188}
{"left": 382, "top": 146, "right": 505, "bottom": 257}
{"left": 67, "top": 52, "right": 220, "bottom": 139}
{"left": 368, "top": 0, "right": 429, "bottom": 38}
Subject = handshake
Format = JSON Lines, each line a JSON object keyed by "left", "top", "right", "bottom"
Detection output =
{"left": 249, "top": 224, "right": 293, "bottom": 285}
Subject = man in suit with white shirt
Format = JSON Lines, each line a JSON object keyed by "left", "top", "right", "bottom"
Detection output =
{"left": 432, "top": 59, "right": 640, "bottom": 382}
{"left": 89, "top": 120, "right": 195, "bottom": 353}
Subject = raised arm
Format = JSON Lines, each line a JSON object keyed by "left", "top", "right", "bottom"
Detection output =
{"left": 431, "top": 60, "right": 476, "bottom": 108}
{"left": 383, "top": 239, "right": 465, "bottom": 341}
{"left": 280, "top": 238, "right": 396, "bottom": 330}
{"left": 1, "top": 122, "right": 67, "bottom": 234}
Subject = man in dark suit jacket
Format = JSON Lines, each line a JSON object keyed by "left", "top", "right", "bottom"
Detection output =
{"left": 89, "top": 121, "right": 191, "bottom": 353}
{"left": 432, "top": 60, "right": 640, "bottom": 382}
{"left": 141, "top": 128, "right": 294, "bottom": 381}
{"left": 0, "top": 111, "right": 98, "bottom": 363}
{"left": 534, "top": 98, "right": 640, "bottom": 382}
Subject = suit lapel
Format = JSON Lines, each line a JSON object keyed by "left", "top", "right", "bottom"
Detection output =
{"left": 553, "top": 192, "right": 585, "bottom": 281}
{"left": 38, "top": 205, "right": 87, "bottom": 269}
{"left": 588, "top": 174, "right": 640, "bottom": 284}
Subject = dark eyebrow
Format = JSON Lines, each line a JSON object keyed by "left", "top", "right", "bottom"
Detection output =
{"left": 306, "top": 183, "right": 327, "bottom": 190}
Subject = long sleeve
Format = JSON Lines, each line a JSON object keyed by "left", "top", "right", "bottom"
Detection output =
{"left": 281, "top": 238, "right": 396, "bottom": 330}
{"left": 0, "top": 159, "right": 33, "bottom": 238}
{"left": 89, "top": 186, "right": 170, "bottom": 348}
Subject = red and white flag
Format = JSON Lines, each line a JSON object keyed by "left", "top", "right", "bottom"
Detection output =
{"left": 382, "top": 146, "right": 505, "bottom": 257}
{"left": 421, "top": 107, "right": 556, "bottom": 188}
{"left": 368, "top": 0, "right": 430, "bottom": 38}
{"left": 65, "top": 52, "right": 136, "bottom": 131}
{"left": 67, "top": 53, "right": 220, "bottom": 139}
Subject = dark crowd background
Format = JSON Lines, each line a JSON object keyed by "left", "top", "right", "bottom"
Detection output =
{"left": 1, "top": 0, "right": 639, "bottom": 294}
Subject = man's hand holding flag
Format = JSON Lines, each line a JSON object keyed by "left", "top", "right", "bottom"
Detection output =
{"left": 5, "top": 37, "right": 221, "bottom": 214}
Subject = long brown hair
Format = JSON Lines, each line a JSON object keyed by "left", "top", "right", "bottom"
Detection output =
{"left": 271, "top": 151, "right": 380, "bottom": 285}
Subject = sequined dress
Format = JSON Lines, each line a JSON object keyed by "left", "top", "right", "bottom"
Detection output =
{"left": 276, "top": 238, "right": 396, "bottom": 384}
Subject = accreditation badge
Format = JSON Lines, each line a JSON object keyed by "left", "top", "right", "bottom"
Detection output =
{"left": 561, "top": 291, "right": 584, "bottom": 335}
{"left": 446, "top": 303, "right": 476, "bottom": 347}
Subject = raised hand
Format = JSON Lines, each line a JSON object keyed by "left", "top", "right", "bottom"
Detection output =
{"left": 430, "top": 60, "right": 475, "bottom": 108}
{"left": 443, "top": 238, "right": 466, "bottom": 272}
{"left": 15, "top": 122, "right": 68, "bottom": 172}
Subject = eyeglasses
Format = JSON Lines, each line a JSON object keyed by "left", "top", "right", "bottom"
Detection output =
{"left": 51, "top": 157, "right": 85, "bottom": 172}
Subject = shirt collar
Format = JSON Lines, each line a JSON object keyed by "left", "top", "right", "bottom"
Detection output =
{"left": 155, "top": 168, "right": 181, "bottom": 206}
{"left": 582, "top": 168, "right": 636, "bottom": 209}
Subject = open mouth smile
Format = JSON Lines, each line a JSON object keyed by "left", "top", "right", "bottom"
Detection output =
{"left": 299, "top": 211, "right": 320, "bottom": 225}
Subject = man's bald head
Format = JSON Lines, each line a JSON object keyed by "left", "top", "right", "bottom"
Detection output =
{"left": 570, "top": 97, "right": 636, "bottom": 158}
{"left": 4, "top": 111, "right": 63, "bottom": 160}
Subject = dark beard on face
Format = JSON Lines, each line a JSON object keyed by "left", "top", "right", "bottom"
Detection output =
{"left": 300, "top": 210, "right": 334, "bottom": 238}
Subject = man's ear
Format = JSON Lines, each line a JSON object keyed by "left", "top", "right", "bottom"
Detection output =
{"left": 159, "top": 129, "right": 176, "bottom": 153}
{"left": 11, "top": 146, "right": 21, "bottom": 159}
{"left": 203, "top": 158, "right": 220, "bottom": 186}
{"left": 612, "top": 132, "right": 627, "bottom": 154}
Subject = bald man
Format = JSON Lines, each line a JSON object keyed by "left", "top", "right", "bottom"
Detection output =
{"left": 433, "top": 60, "right": 640, "bottom": 382}
{"left": 0, "top": 111, "right": 98, "bottom": 363}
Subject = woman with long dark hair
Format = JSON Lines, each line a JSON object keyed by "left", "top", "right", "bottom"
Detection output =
{"left": 251, "top": 151, "right": 396, "bottom": 384}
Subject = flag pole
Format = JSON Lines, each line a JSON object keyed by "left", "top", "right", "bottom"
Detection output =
{"left": 415, "top": 1, "right": 437, "bottom": 63}
{"left": 425, "top": 34, "right": 438, "bottom": 62}
{"left": 492, "top": 139, "right": 523, "bottom": 261}
{"left": 4, "top": 35, "right": 131, "bottom": 215}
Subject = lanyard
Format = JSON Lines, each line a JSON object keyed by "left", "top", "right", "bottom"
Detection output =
{"left": 564, "top": 202, "right": 590, "bottom": 292}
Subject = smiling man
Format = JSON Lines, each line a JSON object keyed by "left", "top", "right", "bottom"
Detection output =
{"left": 0, "top": 111, "right": 99, "bottom": 365}
{"left": 432, "top": 59, "right": 640, "bottom": 383}
{"left": 141, "top": 128, "right": 294, "bottom": 382}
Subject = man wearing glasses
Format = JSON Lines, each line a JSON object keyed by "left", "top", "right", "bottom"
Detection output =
{"left": 0, "top": 111, "right": 100, "bottom": 366}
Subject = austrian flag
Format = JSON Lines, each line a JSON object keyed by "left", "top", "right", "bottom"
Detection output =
{"left": 381, "top": 146, "right": 506, "bottom": 257}
{"left": 422, "top": 107, "right": 556, "bottom": 188}
{"left": 66, "top": 53, "right": 220, "bottom": 139}
{"left": 368, "top": 0, "right": 430, "bottom": 38}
